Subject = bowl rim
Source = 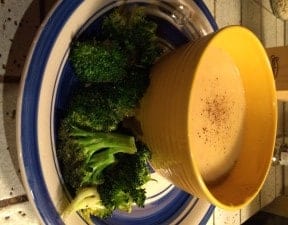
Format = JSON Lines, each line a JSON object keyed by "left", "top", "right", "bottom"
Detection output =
{"left": 188, "top": 25, "right": 278, "bottom": 209}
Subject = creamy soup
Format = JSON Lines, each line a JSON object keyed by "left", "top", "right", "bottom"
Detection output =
{"left": 189, "top": 46, "right": 246, "bottom": 183}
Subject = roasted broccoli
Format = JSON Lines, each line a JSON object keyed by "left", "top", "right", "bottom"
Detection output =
{"left": 57, "top": 124, "right": 137, "bottom": 191}
{"left": 63, "top": 81, "right": 147, "bottom": 132}
{"left": 60, "top": 137, "right": 152, "bottom": 221}
{"left": 102, "top": 7, "right": 162, "bottom": 67}
{"left": 70, "top": 41, "right": 128, "bottom": 83}
{"left": 63, "top": 85, "right": 119, "bottom": 132}
{"left": 61, "top": 187, "right": 111, "bottom": 224}
{"left": 70, "top": 7, "right": 162, "bottom": 85}
{"left": 98, "top": 143, "right": 152, "bottom": 210}
{"left": 58, "top": 6, "right": 161, "bottom": 223}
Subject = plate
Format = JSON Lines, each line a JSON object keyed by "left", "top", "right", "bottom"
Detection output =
{"left": 17, "top": 1, "right": 217, "bottom": 224}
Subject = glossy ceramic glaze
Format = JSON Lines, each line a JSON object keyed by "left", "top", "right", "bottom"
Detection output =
{"left": 139, "top": 26, "right": 278, "bottom": 210}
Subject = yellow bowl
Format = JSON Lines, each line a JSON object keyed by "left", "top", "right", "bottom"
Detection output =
{"left": 138, "top": 26, "right": 277, "bottom": 210}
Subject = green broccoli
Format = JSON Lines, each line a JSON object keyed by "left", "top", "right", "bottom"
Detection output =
{"left": 70, "top": 7, "right": 162, "bottom": 85}
{"left": 70, "top": 41, "right": 128, "bottom": 83}
{"left": 58, "top": 6, "right": 160, "bottom": 223}
{"left": 57, "top": 124, "right": 137, "bottom": 191}
{"left": 63, "top": 85, "right": 119, "bottom": 132}
{"left": 102, "top": 7, "right": 162, "bottom": 67}
{"left": 98, "top": 143, "right": 152, "bottom": 210}
{"left": 63, "top": 82, "right": 146, "bottom": 133}
{"left": 117, "top": 67, "right": 150, "bottom": 104}
{"left": 61, "top": 187, "right": 111, "bottom": 225}
{"left": 61, "top": 143, "right": 151, "bottom": 222}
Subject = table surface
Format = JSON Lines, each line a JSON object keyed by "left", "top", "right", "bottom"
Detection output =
{"left": 0, "top": 0, "right": 287, "bottom": 224}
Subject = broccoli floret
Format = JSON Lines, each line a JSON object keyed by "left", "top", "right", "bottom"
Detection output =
{"left": 70, "top": 41, "right": 128, "bottom": 83}
{"left": 117, "top": 67, "right": 150, "bottom": 104}
{"left": 60, "top": 141, "right": 152, "bottom": 221}
{"left": 97, "top": 143, "right": 152, "bottom": 211}
{"left": 64, "top": 78, "right": 149, "bottom": 133}
{"left": 70, "top": 7, "right": 162, "bottom": 85}
{"left": 63, "top": 85, "right": 120, "bottom": 132}
{"left": 57, "top": 124, "right": 137, "bottom": 191}
{"left": 61, "top": 187, "right": 112, "bottom": 224}
{"left": 66, "top": 7, "right": 161, "bottom": 133}
{"left": 59, "top": 6, "right": 159, "bottom": 223}
{"left": 102, "top": 7, "right": 162, "bottom": 68}
{"left": 62, "top": 139, "right": 151, "bottom": 222}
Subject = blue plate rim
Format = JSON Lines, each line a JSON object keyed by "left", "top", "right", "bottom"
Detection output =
{"left": 16, "top": 1, "right": 218, "bottom": 224}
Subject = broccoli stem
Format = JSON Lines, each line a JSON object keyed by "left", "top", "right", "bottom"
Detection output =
{"left": 69, "top": 126, "right": 137, "bottom": 161}
{"left": 82, "top": 146, "right": 138, "bottom": 186}
{"left": 62, "top": 187, "right": 103, "bottom": 215}
{"left": 61, "top": 187, "right": 108, "bottom": 224}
